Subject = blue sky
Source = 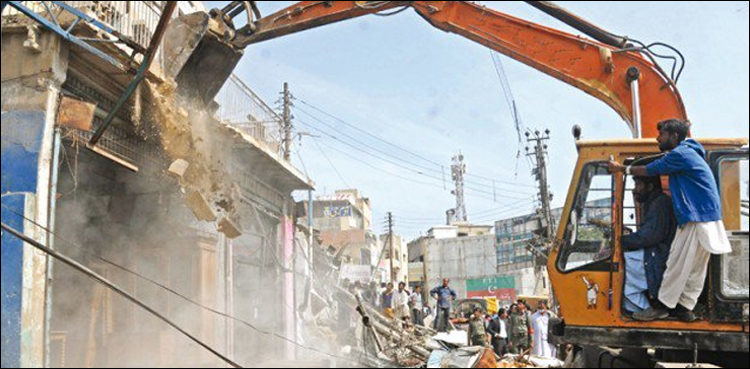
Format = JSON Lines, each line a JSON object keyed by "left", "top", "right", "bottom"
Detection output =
{"left": 210, "top": 1, "right": 749, "bottom": 239}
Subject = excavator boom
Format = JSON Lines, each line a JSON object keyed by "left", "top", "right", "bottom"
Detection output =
{"left": 225, "top": 1, "right": 687, "bottom": 138}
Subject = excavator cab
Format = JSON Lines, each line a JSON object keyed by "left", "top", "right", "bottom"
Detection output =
{"left": 548, "top": 138, "right": 749, "bottom": 366}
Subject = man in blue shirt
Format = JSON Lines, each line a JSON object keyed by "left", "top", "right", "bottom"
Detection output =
{"left": 430, "top": 278, "right": 457, "bottom": 332}
{"left": 609, "top": 119, "right": 732, "bottom": 321}
{"left": 621, "top": 175, "right": 676, "bottom": 313}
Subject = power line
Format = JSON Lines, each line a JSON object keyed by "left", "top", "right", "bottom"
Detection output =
{"left": 294, "top": 117, "right": 530, "bottom": 201}
{"left": 0, "top": 221, "right": 243, "bottom": 368}
{"left": 0, "top": 205, "right": 364, "bottom": 366}
{"left": 294, "top": 100, "right": 536, "bottom": 190}
{"left": 297, "top": 98, "right": 443, "bottom": 167}
{"left": 312, "top": 136, "right": 351, "bottom": 189}
{"left": 392, "top": 198, "right": 537, "bottom": 229}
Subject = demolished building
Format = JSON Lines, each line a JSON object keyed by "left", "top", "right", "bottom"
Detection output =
{"left": 1, "top": 2, "right": 324, "bottom": 366}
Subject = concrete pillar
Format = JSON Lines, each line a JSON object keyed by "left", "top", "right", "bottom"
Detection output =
{"left": 1, "top": 26, "right": 68, "bottom": 367}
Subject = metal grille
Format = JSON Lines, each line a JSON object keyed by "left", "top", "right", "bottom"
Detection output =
{"left": 63, "top": 73, "right": 133, "bottom": 120}
{"left": 216, "top": 74, "right": 284, "bottom": 155}
{"left": 62, "top": 75, "right": 161, "bottom": 167}
{"left": 3, "top": 1, "right": 170, "bottom": 71}
{"left": 67, "top": 122, "right": 155, "bottom": 167}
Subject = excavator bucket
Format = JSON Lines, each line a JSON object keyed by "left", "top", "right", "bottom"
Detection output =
{"left": 162, "top": 11, "right": 243, "bottom": 107}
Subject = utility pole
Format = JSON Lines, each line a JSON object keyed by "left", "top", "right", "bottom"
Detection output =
{"left": 450, "top": 152, "right": 467, "bottom": 223}
{"left": 387, "top": 211, "right": 395, "bottom": 282}
{"left": 526, "top": 128, "right": 553, "bottom": 297}
{"left": 282, "top": 82, "right": 292, "bottom": 161}
{"left": 526, "top": 129, "right": 553, "bottom": 238}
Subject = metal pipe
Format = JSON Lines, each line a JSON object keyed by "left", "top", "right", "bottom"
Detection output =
{"left": 43, "top": 127, "right": 62, "bottom": 368}
{"left": 525, "top": 1, "right": 628, "bottom": 48}
{"left": 627, "top": 67, "right": 642, "bottom": 138}
{"left": 89, "top": 1, "right": 177, "bottom": 146}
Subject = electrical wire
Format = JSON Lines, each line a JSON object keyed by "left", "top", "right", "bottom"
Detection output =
{"left": 294, "top": 117, "right": 531, "bottom": 201}
{"left": 295, "top": 99, "right": 536, "bottom": 190}
{"left": 294, "top": 118, "right": 526, "bottom": 202}
{"left": 0, "top": 221, "right": 243, "bottom": 368}
{"left": 312, "top": 136, "right": 352, "bottom": 189}
{"left": 0, "top": 204, "right": 365, "bottom": 366}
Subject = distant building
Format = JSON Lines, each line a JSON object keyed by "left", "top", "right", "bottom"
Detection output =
{"left": 407, "top": 225, "right": 496, "bottom": 300}
{"left": 301, "top": 189, "right": 379, "bottom": 268}
{"left": 494, "top": 197, "right": 611, "bottom": 296}
{"left": 378, "top": 233, "right": 409, "bottom": 284}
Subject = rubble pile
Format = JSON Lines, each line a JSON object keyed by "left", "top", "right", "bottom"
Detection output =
{"left": 315, "top": 283, "right": 567, "bottom": 368}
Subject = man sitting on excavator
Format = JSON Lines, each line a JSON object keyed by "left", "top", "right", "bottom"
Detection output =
{"left": 621, "top": 175, "right": 676, "bottom": 314}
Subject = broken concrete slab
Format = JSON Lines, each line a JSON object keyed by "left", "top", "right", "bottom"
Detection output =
{"left": 186, "top": 190, "right": 216, "bottom": 221}
{"left": 168, "top": 158, "right": 189, "bottom": 178}
{"left": 217, "top": 215, "right": 241, "bottom": 239}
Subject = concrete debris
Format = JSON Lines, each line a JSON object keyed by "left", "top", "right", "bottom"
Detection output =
{"left": 332, "top": 288, "right": 504, "bottom": 368}
{"left": 167, "top": 158, "right": 189, "bottom": 178}
{"left": 430, "top": 330, "right": 468, "bottom": 348}
{"left": 143, "top": 79, "right": 246, "bottom": 238}
{"left": 186, "top": 190, "right": 217, "bottom": 221}
{"left": 217, "top": 215, "right": 241, "bottom": 239}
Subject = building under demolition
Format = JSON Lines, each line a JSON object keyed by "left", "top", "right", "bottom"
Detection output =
{"left": 1, "top": 2, "right": 326, "bottom": 366}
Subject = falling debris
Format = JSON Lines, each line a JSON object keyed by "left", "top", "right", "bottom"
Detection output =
{"left": 217, "top": 216, "right": 241, "bottom": 239}
{"left": 142, "top": 79, "right": 242, "bottom": 236}
{"left": 167, "top": 158, "right": 190, "bottom": 178}
{"left": 186, "top": 190, "right": 217, "bottom": 222}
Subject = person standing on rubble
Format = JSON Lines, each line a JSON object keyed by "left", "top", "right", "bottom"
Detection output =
{"left": 381, "top": 282, "right": 395, "bottom": 319}
{"left": 507, "top": 301, "right": 531, "bottom": 354}
{"left": 409, "top": 285, "right": 424, "bottom": 326}
{"left": 487, "top": 308, "right": 509, "bottom": 356}
{"left": 393, "top": 282, "right": 411, "bottom": 321}
{"left": 531, "top": 301, "right": 556, "bottom": 358}
{"left": 468, "top": 307, "right": 488, "bottom": 347}
{"left": 430, "top": 278, "right": 457, "bottom": 332}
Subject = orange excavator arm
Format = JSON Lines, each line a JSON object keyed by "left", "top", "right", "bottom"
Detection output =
{"left": 229, "top": 1, "right": 687, "bottom": 138}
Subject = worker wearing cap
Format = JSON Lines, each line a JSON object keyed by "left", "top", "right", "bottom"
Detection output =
{"left": 468, "top": 307, "right": 488, "bottom": 347}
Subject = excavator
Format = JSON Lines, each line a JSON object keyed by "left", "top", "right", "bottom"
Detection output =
{"left": 165, "top": 1, "right": 749, "bottom": 367}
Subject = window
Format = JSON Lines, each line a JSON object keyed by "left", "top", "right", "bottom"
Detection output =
{"left": 558, "top": 162, "right": 613, "bottom": 272}
{"left": 717, "top": 156, "right": 749, "bottom": 298}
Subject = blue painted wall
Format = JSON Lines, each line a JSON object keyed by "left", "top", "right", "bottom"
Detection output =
{"left": 1, "top": 111, "right": 45, "bottom": 368}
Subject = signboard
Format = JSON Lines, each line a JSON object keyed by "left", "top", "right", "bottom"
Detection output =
{"left": 465, "top": 276, "right": 516, "bottom": 305}
{"left": 323, "top": 205, "right": 352, "bottom": 218}
{"left": 339, "top": 264, "right": 372, "bottom": 283}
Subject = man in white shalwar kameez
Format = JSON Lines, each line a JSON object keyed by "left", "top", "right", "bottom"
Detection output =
{"left": 531, "top": 301, "right": 556, "bottom": 358}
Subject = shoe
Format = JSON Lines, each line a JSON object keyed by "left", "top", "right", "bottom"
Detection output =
{"left": 674, "top": 304, "right": 698, "bottom": 322}
{"left": 632, "top": 307, "right": 669, "bottom": 321}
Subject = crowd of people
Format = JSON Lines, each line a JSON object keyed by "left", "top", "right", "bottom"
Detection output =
{"left": 351, "top": 277, "right": 559, "bottom": 359}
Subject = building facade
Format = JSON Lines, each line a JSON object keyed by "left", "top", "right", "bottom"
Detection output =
{"left": 2, "top": 2, "right": 313, "bottom": 366}
{"left": 407, "top": 230, "right": 496, "bottom": 300}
